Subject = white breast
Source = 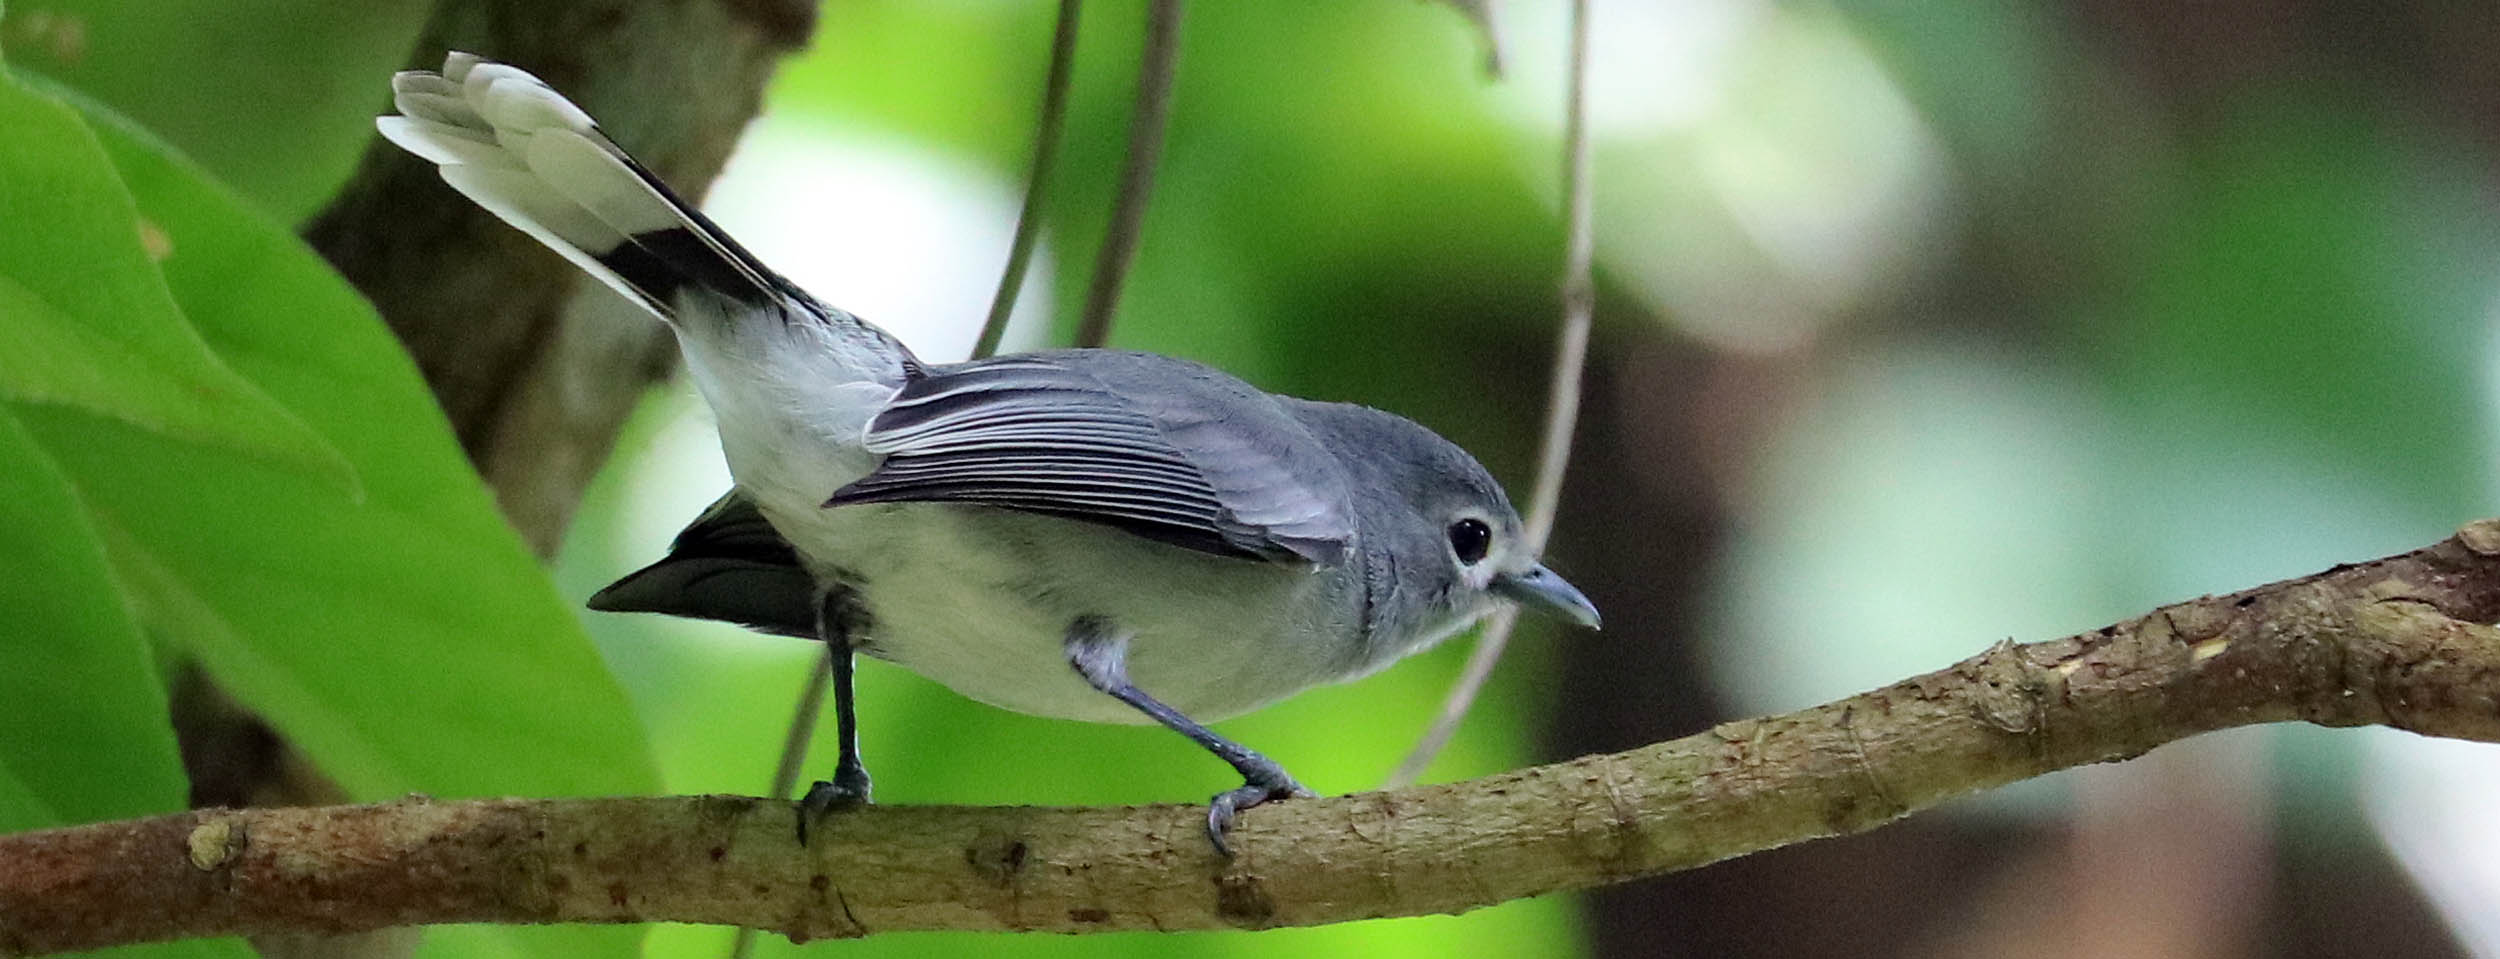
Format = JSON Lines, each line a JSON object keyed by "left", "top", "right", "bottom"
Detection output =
{"left": 757, "top": 500, "right": 1367, "bottom": 724}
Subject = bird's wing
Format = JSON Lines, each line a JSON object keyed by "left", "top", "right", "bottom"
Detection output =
{"left": 587, "top": 490, "right": 818, "bottom": 638}
{"left": 829, "top": 352, "right": 1354, "bottom": 564}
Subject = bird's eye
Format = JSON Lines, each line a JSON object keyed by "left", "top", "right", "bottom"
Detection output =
{"left": 1447, "top": 518, "right": 1492, "bottom": 565}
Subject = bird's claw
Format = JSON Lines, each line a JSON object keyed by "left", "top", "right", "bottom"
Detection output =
{"left": 795, "top": 766, "right": 873, "bottom": 845}
{"left": 1203, "top": 772, "right": 1307, "bottom": 858}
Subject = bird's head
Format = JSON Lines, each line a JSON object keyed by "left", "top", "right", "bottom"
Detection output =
{"left": 1293, "top": 402, "right": 1601, "bottom": 637}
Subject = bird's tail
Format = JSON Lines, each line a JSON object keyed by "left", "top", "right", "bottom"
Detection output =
{"left": 375, "top": 52, "right": 807, "bottom": 323}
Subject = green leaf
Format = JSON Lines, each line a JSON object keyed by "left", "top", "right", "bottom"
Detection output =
{"left": 420, "top": 924, "right": 649, "bottom": 959}
{"left": 0, "top": 408, "right": 189, "bottom": 828}
{"left": 0, "top": 760, "right": 59, "bottom": 836}
{"left": 0, "top": 406, "right": 251, "bottom": 959}
{"left": 0, "top": 70, "right": 347, "bottom": 485}
{"left": 0, "top": 76, "right": 297, "bottom": 931}
{"left": 13, "top": 92, "right": 662, "bottom": 811}
{"left": 62, "top": 940, "right": 262, "bottom": 959}
{"left": 1424, "top": 0, "right": 1505, "bottom": 76}
{"left": 0, "top": 0, "right": 430, "bottom": 221}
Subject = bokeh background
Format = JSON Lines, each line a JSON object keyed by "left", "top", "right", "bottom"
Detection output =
{"left": 8, "top": 0, "right": 2500, "bottom": 957}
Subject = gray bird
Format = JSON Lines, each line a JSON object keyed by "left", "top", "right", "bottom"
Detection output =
{"left": 377, "top": 52, "right": 1600, "bottom": 853}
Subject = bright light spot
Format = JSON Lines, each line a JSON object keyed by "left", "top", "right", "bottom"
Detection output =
{"left": 1493, "top": 0, "right": 1767, "bottom": 135}
{"left": 611, "top": 116, "right": 1042, "bottom": 550}
{"left": 614, "top": 388, "right": 733, "bottom": 558}
{"left": 1493, "top": 0, "right": 1949, "bottom": 355}
{"left": 701, "top": 117, "right": 1050, "bottom": 361}
{"left": 1714, "top": 343, "right": 2115, "bottom": 715}
{"left": 2364, "top": 733, "right": 2500, "bottom": 957}
{"left": 1683, "top": 14, "right": 1945, "bottom": 346}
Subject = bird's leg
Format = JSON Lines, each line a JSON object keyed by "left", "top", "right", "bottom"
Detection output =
{"left": 1064, "top": 618, "right": 1313, "bottom": 857}
{"left": 798, "top": 586, "right": 873, "bottom": 844}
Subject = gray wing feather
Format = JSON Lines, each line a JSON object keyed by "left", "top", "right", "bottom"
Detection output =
{"left": 829, "top": 351, "right": 1353, "bottom": 564}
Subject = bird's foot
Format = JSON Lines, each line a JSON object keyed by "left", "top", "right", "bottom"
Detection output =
{"left": 795, "top": 765, "right": 873, "bottom": 845}
{"left": 1204, "top": 757, "right": 1314, "bottom": 858}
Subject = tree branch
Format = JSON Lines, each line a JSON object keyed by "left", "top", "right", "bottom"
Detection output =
{"left": 12, "top": 520, "right": 2500, "bottom": 954}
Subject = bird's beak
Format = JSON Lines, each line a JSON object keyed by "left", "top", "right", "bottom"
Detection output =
{"left": 1492, "top": 564, "right": 1601, "bottom": 630}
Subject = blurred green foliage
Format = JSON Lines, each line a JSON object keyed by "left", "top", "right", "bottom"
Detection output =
{"left": 2, "top": 0, "right": 428, "bottom": 221}
{"left": 1730, "top": 0, "right": 2494, "bottom": 676}
{"left": 1721, "top": 0, "right": 2499, "bottom": 832}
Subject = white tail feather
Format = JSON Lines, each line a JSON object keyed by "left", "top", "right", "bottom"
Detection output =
{"left": 374, "top": 52, "right": 784, "bottom": 319}
{"left": 435, "top": 165, "right": 647, "bottom": 307}
{"left": 374, "top": 117, "right": 513, "bottom": 169}
{"left": 379, "top": 53, "right": 926, "bottom": 551}
{"left": 527, "top": 130, "right": 698, "bottom": 239}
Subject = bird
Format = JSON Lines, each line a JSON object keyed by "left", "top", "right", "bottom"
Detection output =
{"left": 375, "top": 51, "right": 1601, "bottom": 854}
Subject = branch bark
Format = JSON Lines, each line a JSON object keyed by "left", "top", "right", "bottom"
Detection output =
{"left": 13, "top": 520, "right": 2500, "bottom": 955}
